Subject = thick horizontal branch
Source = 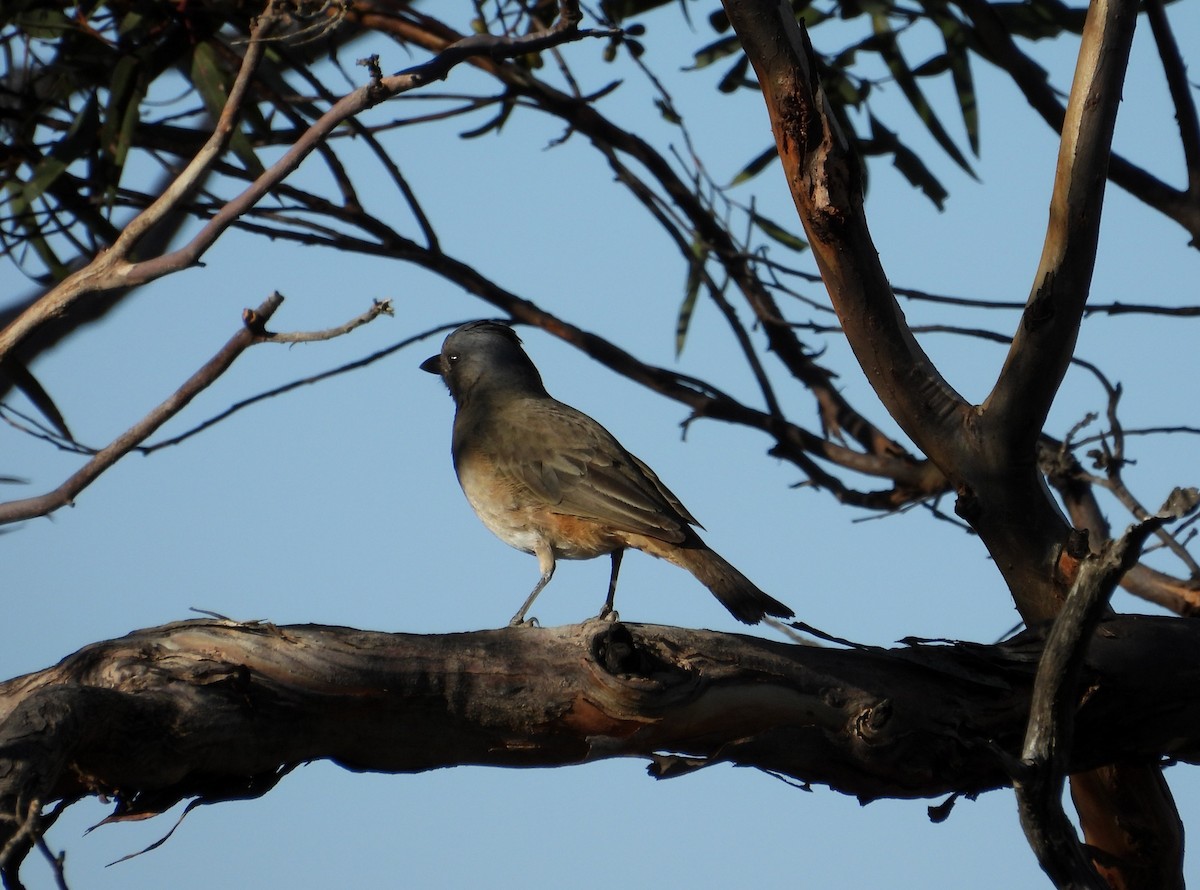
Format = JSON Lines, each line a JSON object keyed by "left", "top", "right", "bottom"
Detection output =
{"left": 2, "top": 614, "right": 1199, "bottom": 882}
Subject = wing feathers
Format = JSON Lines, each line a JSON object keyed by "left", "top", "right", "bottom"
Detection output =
{"left": 490, "top": 399, "right": 692, "bottom": 543}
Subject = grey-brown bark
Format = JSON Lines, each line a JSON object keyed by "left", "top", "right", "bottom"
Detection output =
{"left": 2, "top": 615, "right": 1199, "bottom": 885}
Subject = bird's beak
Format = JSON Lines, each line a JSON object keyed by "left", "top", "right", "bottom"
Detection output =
{"left": 419, "top": 354, "right": 443, "bottom": 375}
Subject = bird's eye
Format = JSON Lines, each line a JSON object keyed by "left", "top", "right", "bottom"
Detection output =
{"left": 448, "top": 353, "right": 459, "bottom": 363}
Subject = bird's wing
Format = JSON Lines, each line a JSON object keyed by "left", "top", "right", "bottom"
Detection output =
{"left": 491, "top": 398, "right": 695, "bottom": 543}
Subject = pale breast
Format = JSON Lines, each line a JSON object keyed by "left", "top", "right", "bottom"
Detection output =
{"left": 457, "top": 454, "right": 620, "bottom": 561}
{"left": 459, "top": 473, "right": 544, "bottom": 554}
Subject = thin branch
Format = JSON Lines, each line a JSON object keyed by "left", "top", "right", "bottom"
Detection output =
{"left": 0, "top": 405, "right": 90, "bottom": 456}
{"left": 0, "top": 0, "right": 618, "bottom": 369}
{"left": 1144, "top": 0, "right": 1200, "bottom": 197}
{"left": 34, "top": 836, "right": 68, "bottom": 890}
{"left": 1071, "top": 426, "right": 1200, "bottom": 447}
{"left": 1083, "top": 302, "right": 1200, "bottom": 318}
{"left": 392, "top": 0, "right": 588, "bottom": 86}
{"left": 1092, "top": 386, "right": 1200, "bottom": 576}
{"left": 895, "top": 287, "right": 1200, "bottom": 318}
{"left": 0, "top": 295, "right": 281, "bottom": 527}
{"left": 0, "top": 295, "right": 399, "bottom": 517}
{"left": 140, "top": 321, "right": 461, "bottom": 453}
{"left": 596, "top": 147, "right": 785, "bottom": 422}
{"left": 953, "top": 0, "right": 1200, "bottom": 245}
{"left": 0, "top": 798, "right": 40, "bottom": 890}
{"left": 276, "top": 43, "right": 443, "bottom": 251}
{"left": 264, "top": 298, "right": 393, "bottom": 343}
{"left": 1041, "top": 437, "right": 1200, "bottom": 615}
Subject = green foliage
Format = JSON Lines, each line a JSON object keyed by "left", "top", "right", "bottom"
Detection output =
{"left": 0, "top": 0, "right": 264, "bottom": 280}
{"left": 681, "top": 0, "right": 1065, "bottom": 206}
{"left": 0, "top": 0, "right": 1085, "bottom": 287}
{"left": 676, "top": 235, "right": 707, "bottom": 356}
{"left": 751, "top": 210, "right": 809, "bottom": 252}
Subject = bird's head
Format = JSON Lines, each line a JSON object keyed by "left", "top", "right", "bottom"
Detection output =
{"left": 421, "top": 320, "right": 547, "bottom": 402}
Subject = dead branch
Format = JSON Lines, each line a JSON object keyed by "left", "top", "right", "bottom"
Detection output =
{"left": 138, "top": 321, "right": 461, "bottom": 453}
{"left": 1016, "top": 490, "right": 1198, "bottom": 887}
{"left": 1041, "top": 438, "right": 1200, "bottom": 616}
{"left": 2, "top": 614, "right": 1199, "bottom": 887}
{"left": 1143, "top": 0, "right": 1200, "bottom": 209}
{"left": 262, "top": 298, "right": 393, "bottom": 343}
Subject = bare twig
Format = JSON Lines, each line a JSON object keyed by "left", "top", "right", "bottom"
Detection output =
{"left": 1144, "top": 0, "right": 1200, "bottom": 199}
{"left": 140, "top": 321, "right": 460, "bottom": 453}
{"left": 1084, "top": 302, "right": 1200, "bottom": 318}
{"left": 263, "top": 298, "right": 393, "bottom": 343}
{"left": 0, "top": 295, "right": 282, "bottom": 526}
{"left": 1091, "top": 387, "right": 1200, "bottom": 576}
{"left": 0, "top": 797, "right": 40, "bottom": 889}
{"left": 856, "top": 281, "right": 1199, "bottom": 318}
{"left": 1041, "top": 436, "right": 1200, "bottom": 616}
{"left": 34, "top": 836, "right": 68, "bottom": 890}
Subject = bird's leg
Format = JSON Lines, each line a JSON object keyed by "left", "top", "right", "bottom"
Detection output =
{"left": 509, "top": 545, "right": 556, "bottom": 626}
{"left": 597, "top": 548, "right": 624, "bottom": 620}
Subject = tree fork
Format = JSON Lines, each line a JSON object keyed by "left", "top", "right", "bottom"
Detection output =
{"left": 717, "top": 0, "right": 1180, "bottom": 884}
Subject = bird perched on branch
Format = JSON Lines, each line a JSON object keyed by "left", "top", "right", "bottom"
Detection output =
{"left": 420, "top": 320, "right": 794, "bottom": 626}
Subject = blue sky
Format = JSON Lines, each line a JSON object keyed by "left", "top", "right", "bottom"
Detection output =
{"left": 4, "top": 3, "right": 1199, "bottom": 887}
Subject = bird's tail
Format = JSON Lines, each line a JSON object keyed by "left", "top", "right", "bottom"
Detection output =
{"left": 645, "top": 537, "right": 794, "bottom": 625}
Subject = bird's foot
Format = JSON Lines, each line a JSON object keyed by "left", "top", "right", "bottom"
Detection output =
{"left": 596, "top": 605, "right": 620, "bottom": 623}
{"left": 507, "top": 614, "right": 541, "bottom": 628}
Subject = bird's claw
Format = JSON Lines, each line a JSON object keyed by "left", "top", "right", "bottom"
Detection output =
{"left": 596, "top": 606, "right": 620, "bottom": 623}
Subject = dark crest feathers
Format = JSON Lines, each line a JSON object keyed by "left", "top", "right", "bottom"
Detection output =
{"left": 460, "top": 320, "right": 523, "bottom": 347}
